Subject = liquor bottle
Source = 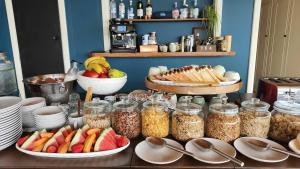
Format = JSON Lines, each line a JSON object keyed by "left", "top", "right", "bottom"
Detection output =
{"left": 193, "top": 0, "right": 199, "bottom": 18}
{"left": 119, "top": 0, "right": 125, "bottom": 19}
{"left": 127, "top": 0, "right": 135, "bottom": 19}
{"left": 172, "top": 2, "right": 180, "bottom": 19}
{"left": 145, "top": 0, "right": 153, "bottom": 19}
{"left": 137, "top": 0, "right": 144, "bottom": 19}
{"left": 189, "top": 0, "right": 194, "bottom": 18}
{"left": 110, "top": 0, "right": 117, "bottom": 19}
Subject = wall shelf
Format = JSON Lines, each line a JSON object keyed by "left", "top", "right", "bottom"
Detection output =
{"left": 91, "top": 51, "right": 236, "bottom": 58}
{"left": 124, "top": 18, "right": 208, "bottom": 22}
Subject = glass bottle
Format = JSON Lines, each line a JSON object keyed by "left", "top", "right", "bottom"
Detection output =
{"left": 145, "top": 0, "right": 153, "bottom": 19}
{"left": 112, "top": 96, "right": 141, "bottom": 139}
{"left": 64, "top": 62, "right": 79, "bottom": 82}
{"left": 189, "top": 0, "right": 194, "bottom": 18}
{"left": 119, "top": 0, "right": 125, "bottom": 19}
{"left": 193, "top": 0, "right": 199, "bottom": 18}
{"left": 127, "top": 0, "right": 134, "bottom": 19}
{"left": 172, "top": 2, "right": 180, "bottom": 19}
{"left": 110, "top": 0, "right": 117, "bottom": 19}
{"left": 137, "top": 0, "right": 144, "bottom": 19}
{"left": 180, "top": 0, "right": 188, "bottom": 19}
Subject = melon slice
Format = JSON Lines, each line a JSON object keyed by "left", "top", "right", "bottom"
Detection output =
{"left": 81, "top": 124, "right": 90, "bottom": 138}
{"left": 69, "top": 129, "right": 86, "bottom": 151}
{"left": 21, "top": 131, "right": 41, "bottom": 151}
{"left": 94, "top": 128, "right": 117, "bottom": 152}
{"left": 42, "top": 137, "right": 59, "bottom": 152}
{"left": 52, "top": 131, "right": 65, "bottom": 145}
{"left": 65, "top": 125, "right": 73, "bottom": 135}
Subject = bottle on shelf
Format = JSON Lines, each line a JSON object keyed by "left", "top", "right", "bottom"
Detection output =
{"left": 180, "top": 0, "right": 189, "bottom": 19}
{"left": 145, "top": 0, "right": 153, "bottom": 19}
{"left": 110, "top": 0, "right": 117, "bottom": 19}
{"left": 119, "top": 0, "right": 125, "bottom": 19}
{"left": 172, "top": 2, "right": 180, "bottom": 19}
{"left": 189, "top": 0, "right": 194, "bottom": 18}
{"left": 128, "top": 0, "right": 135, "bottom": 19}
{"left": 137, "top": 0, "right": 144, "bottom": 19}
{"left": 193, "top": 0, "right": 199, "bottom": 18}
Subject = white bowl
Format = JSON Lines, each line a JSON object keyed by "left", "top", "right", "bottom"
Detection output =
{"left": 77, "top": 70, "right": 127, "bottom": 95}
{"left": 21, "top": 97, "right": 46, "bottom": 112}
{"left": 33, "top": 106, "right": 65, "bottom": 118}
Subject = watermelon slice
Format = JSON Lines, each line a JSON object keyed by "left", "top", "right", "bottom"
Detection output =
{"left": 42, "top": 137, "right": 59, "bottom": 152}
{"left": 21, "top": 131, "right": 41, "bottom": 151}
{"left": 69, "top": 129, "right": 86, "bottom": 151}
{"left": 65, "top": 125, "right": 73, "bottom": 135}
{"left": 94, "top": 128, "right": 117, "bottom": 152}
{"left": 81, "top": 124, "right": 90, "bottom": 138}
{"left": 52, "top": 131, "right": 65, "bottom": 145}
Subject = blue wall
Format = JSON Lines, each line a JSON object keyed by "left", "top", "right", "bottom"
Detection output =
{"left": 0, "top": 0, "right": 13, "bottom": 62}
{"left": 65, "top": 0, "right": 254, "bottom": 93}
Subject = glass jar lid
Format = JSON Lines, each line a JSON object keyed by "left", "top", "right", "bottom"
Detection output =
{"left": 274, "top": 101, "right": 300, "bottom": 114}
{"left": 241, "top": 98, "right": 270, "bottom": 111}
{"left": 209, "top": 97, "right": 239, "bottom": 115}
{"left": 84, "top": 100, "right": 112, "bottom": 113}
{"left": 176, "top": 102, "right": 202, "bottom": 115}
{"left": 113, "top": 96, "right": 138, "bottom": 112}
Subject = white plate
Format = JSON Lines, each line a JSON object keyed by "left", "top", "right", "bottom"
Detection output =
{"left": 0, "top": 120, "right": 22, "bottom": 136}
{"left": 0, "top": 96, "right": 22, "bottom": 111}
{"left": 220, "top": 80, "right": 240, "bottom": 86}
{"left": 0, "top": 128, "right": 22, "bottom": 145}
{"left": 288, "top": 139, "right": 300, "bottom": 155}
{"left": 185, "top": 138, "right": 236, "bottom": 164}
{"left": 16, "top": 139, "right": 130, "bottom": 158}
{"left": 234, "top": 137, "right": 289, "bottom": 163}
{"left": 0, "top": 130, "right": 22, "bottom": 151}
{"left": 0, "top": 112, "right": 21, "bottom": 126}
{"left": 135, "top": 138, "right": 183, "bottom": 165}
{"left": 0, "top": 105, "right": 22, "bottom": 119}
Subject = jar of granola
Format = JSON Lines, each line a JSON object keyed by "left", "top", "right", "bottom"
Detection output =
{"left": 240, "top": 98, "right": 271, "bottom": 138}
{"left": 83, "top": 100, "right": 112, "bottom": 129}
{"left": 269, "top": 97, "right": 300, "bottom": 142}
{"left": 172, "top": 97, "right": 204, "bottom": 142}
{"left": 112, "top": 96, "right": 141, "bottom": 139}
{"left": 206, "top": 97, "right": 240, "bottom": 142}
{"left": 141, "top": 94, "right": 169, "bottom": 138}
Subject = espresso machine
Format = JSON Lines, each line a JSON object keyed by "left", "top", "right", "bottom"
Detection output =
{"left": 110, "top": 19, "right": 137, "bottom": 53}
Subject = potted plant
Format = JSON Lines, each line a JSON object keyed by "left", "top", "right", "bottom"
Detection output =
{"left": 203, "top": 5, "right": 219, "bottom": 37}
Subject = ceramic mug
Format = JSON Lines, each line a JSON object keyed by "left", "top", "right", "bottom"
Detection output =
{"left": 169, "top": 43, "right": 177, "bottom": 52}
{"left": 159, "top": 45, "right": 168, "bottom": 52}
{"left": 68, "top": 112, "right": 84, "bottom": 129}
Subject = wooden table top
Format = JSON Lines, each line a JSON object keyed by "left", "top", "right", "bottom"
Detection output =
{"left": 0, "top": 93, "right": 299, "bottom": 169}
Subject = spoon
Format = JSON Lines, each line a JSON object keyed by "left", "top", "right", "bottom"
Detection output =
{"left": 193, "top": 139, "right": 244, "bottom": 167}
{"left": 146, "top": 137, "right": 194, "bottom": 157}
{"left": 244, "top": 139, "right": 300, "bottom": 158}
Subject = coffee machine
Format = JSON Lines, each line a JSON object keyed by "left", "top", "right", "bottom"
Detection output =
{"left": 110, "top": 19, "right": 137, "bottom": 53}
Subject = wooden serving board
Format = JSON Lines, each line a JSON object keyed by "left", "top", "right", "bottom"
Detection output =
{"left": 145, "top": 78, "right": 243, "bottom": 95}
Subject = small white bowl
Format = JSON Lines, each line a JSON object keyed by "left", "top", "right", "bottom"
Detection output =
{"left": 33, "top": 106, "right": 66, "bottom": 129}
{"left": 77, "top": 71, "right": 127, "bottom": 95}
{"left": 21, "top": 97, "right": 46, "bottom": 112}
{"left": 33, "top": 106, "right": 65, "bottom": 118}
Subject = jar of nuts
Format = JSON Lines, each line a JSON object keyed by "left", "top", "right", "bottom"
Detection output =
{"left": 112, "top": 96, "right": 141, "bottom": 139}
{"left": 206, "top": 97, "right": 240, "bottom": 142}
{"left": 269, "top": 98, "right": 300, "bottom": 142}
{"left": 240, "top": 98, "right": 271, "bottom": 138}
{"left": 172, "top": 97, "right": 204, "bottom": 142}
{"left": 83, "top": 100, "right": 112, "bottom": 129}
{"left": 141, "top": 94, "right": 169, "bottom": 138}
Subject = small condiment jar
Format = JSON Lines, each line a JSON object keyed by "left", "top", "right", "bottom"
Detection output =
{"left": 240, "top": 98, "right": 271, "bottom": 138}
{"left": 112, "top": 96, "right": 140, "bottom": 139}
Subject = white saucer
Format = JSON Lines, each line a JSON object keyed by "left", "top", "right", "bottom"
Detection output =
{"left": 289, "top": 139, "right": 300, "bottom": 155}
{"left": 234, "top": 137, "right": 289, "bottom": 163}
{"left": 185, "top": 138, "right": 236, "bottom": 164}
{"left": 135, "top": 138, "right": 184, "bottom": 165}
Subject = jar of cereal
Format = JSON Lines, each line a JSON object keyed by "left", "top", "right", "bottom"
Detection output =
{"left": 172, "top": 97, "right": 204, "bottom": 142}
{"left": 141, "top": 94, "right": 169, "bottom": 138}
{"left": 269, "top": 96, "right": 300, "bottom": 142}
{"left": 240, "top": 98, "right": 271, "bottom": 138}
{"left": 112, "top": 96, "right": 141, "bottom": 139}
{"left": 83, "top": 100, "right": 112, "bottom": 129}
{"left": 206, "top": 97, "right": 240, "bottom": 142}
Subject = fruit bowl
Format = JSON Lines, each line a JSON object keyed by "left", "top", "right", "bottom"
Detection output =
{"left": 77, "top": 71, "right": 127, "bottom": 95}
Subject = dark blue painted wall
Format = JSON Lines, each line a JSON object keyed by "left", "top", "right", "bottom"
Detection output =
{"left": 65, "top": 0, "right": 254, "bottom": 93}
{"left": 0, "top": 0, "right": 13, "bottom": 62}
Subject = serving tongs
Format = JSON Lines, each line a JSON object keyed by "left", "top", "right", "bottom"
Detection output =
{"left": 244, "top": 139, "right": 300, "bottom": 158}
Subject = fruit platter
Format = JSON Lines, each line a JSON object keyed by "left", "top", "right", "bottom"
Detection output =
{"left": 77, "top": 56, "right": 127, "bottom": 95}
{"left": 16, "top": 125, "right": 130, "bottom": 158}
{"left": 145, "top": 65, "right": 243, "bottom": 95}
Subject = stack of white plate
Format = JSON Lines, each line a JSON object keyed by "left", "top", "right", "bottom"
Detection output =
{"left": 0, "top": 96, "right": 23, "bottom": 151}
{"left": 33, "top": 106, "right": 66, "bottom": 129}
{"left": 21, "top": 97, "right": 46, "bottom": 130}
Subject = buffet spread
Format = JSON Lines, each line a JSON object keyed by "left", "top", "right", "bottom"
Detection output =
{"left": 1, "top": 56, "right": 300, "bottom": 168}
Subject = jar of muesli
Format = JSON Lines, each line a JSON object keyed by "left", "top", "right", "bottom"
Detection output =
{"left": 269, "top": 96, "right": 300, "bottom": 142}
{"left": 172, "top": 97, "right": 204, "bottom": 142}
{"left": 240, "top": 98, "right": 271, "bottom": 138}
{"left": 206, "top": 96, "right": 240, "bottom": 142}
{"left": 112, "top": 95, "right": 141, "bottom": 139}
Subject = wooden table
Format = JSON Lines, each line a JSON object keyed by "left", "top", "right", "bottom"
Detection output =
{"left": 0, "top": 93, "right": 299, "bottom": 169}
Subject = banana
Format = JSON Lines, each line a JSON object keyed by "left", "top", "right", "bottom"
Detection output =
{"left": 84, "top": 56, "right": 106, "bottom": 69}
{"left": 89, "top": 59, "right": 110, "bottom": 68}
{"left": 87, "top": 63, "right": 103, "bottom": 74}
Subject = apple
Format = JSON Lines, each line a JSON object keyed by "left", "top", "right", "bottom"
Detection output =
{"left": 102, "top": 67, "right": 108, "bottom": 75}
{"left": 82, "top": 70, "right": 99, "bottom": 78}
{"left": 99, "top": 73, "right": 108, "bottom": 78}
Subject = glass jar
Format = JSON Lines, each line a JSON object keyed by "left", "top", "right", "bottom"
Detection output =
{"left": 240, "top": 98, "right": 271, "bottom": 138}
{"left": 172, "top": 98, "right": 204, "bottom": 142}
{"left": 206, "top": 97, "right": 240, "bottom": 142}
{"left": 83, "top": 100, "right": 112, "bottom": 129}
{"left": 192, "top": 96, "right": 205, "bottom": 106}
{"left": 112, "top": 96, "right": 141, "bottom": 139}
{"left": 269, "top": 99, "right": 300, "bottom": 142}
{"left": 141, "top": 95, "right": 169, "bottom": 138}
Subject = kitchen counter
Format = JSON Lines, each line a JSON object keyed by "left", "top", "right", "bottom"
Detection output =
{"left": 0, "top": 93, "right": 299, "bottom": 169}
